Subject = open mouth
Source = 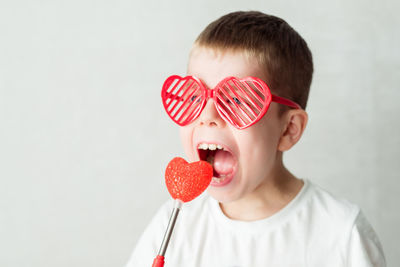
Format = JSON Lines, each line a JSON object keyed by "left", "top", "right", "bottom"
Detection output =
{"left": 197, "top": 142, "right": 237, "bottom": 186}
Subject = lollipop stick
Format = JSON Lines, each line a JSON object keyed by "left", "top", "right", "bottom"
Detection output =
{"left": 152, "top": 157, "right": 212, "bottom": 266}
{"left": 152, "top": 199, "right": 183, "bottom": 267}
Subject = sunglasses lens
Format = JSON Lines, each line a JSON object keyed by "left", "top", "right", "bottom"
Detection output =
{"left": 162, "top": 77, "right": 204, "bottom": 125}
{"left": 215, "top": 79, "right": 269, "bottom": 129}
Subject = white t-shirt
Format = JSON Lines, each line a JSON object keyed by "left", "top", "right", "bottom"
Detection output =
{"left": 125, "top": 179, "right": 386, "bottom": 267}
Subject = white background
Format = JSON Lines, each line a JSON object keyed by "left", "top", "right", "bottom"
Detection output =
{"left": 0, "top": 0, "right": 399, "bottom": 266}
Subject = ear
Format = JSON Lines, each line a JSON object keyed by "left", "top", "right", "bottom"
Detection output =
{"left": 277, "top": 109, "right": 308, "bottom": 152}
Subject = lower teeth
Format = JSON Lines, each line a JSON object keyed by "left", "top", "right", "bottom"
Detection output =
{"left": 212, "top": 176, "right": 227, "bottom": 184}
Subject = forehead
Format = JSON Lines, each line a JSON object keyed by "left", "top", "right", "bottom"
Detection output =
{"left": 187, "top": 46, "right": 266, "bottom": 88}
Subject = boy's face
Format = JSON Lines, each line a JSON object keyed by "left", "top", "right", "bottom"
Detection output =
{"left": 180, "top": 46, "right": 286, "bottom": 203}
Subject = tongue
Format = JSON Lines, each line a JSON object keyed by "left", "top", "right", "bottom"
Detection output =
{"left": 213, "top": 150, "right": 235, "bottom": 175}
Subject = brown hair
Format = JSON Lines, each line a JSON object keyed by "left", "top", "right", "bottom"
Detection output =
{"left": 194, "top": 11, "right": 313, "bottom": 110}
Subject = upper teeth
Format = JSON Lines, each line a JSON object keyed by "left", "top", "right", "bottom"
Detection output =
{"left": 198, "top": 143, "right": 223, "bottom": 150}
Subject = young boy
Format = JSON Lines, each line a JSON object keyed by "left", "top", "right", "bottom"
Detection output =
{"left": 126, "top": 11, "right": 386, "bottom": 266}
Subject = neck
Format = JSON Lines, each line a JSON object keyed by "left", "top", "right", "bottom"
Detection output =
{"left": 219, "top": 157, "right": 304, "bottom": 221}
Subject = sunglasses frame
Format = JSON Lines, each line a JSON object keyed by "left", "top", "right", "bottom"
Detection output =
{"left": 161, "top": 75, "right": 301, "bottom": 130}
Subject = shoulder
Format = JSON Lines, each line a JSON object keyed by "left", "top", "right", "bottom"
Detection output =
{"left": 346, "top": 211, "right": 387, "bottom": 266}
{"left": 299, "top": 181, "right": 361, "bottom": 251}
{"left": 124, "top": 195, "right": 211, "bottom": 267}
{"left": 124, "top": 199, "right": 174, "bottom": 267}
{"left": 304, "top": 181, "right": 386, "bottom": 266}
{"left": 306, "top": 180, "right": 361, "bottom": 227}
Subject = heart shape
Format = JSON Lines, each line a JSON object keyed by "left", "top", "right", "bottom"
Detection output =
{"left": 165, "top": 157, "right": 213, "bottom": 203}
{"left": 161, "top": 75, "right": 204, "bottom": 126}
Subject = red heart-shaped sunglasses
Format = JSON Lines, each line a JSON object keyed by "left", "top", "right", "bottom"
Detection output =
{"left": 161, "top": 75, "right": 301, "bottom": 129}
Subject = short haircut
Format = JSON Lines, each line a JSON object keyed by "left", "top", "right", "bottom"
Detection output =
{"left": 194, "top": 11, "right": 313, "bottom": 110}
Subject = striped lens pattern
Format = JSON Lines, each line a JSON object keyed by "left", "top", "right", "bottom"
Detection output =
{"left": 215, "top": 77, "right": 271, "bottom": 129}
{"left": 162, "top": 76, "right": 205, "bottom": 126}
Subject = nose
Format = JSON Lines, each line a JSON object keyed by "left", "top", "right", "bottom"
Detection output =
{"left": 198, "top": 98, "right": 225, "bottom": 128}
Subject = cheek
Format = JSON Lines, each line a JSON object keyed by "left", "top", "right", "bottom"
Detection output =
{"left": 254, "top": 108, "right": 283, "bottom": 147}
{"left": 236, "top": 116, "right": 281, "bottom": 162}
{"left": 179, "top": 127, "right": 195, "bottom": 160}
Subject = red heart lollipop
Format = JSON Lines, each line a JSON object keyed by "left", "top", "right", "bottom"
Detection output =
{"left": 165, "top": 157, "right": 213, "bottom": 203}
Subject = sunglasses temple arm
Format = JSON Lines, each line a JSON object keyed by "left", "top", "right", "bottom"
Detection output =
{"left": 271, "top": 95, "right": 302, "bottom": 109}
